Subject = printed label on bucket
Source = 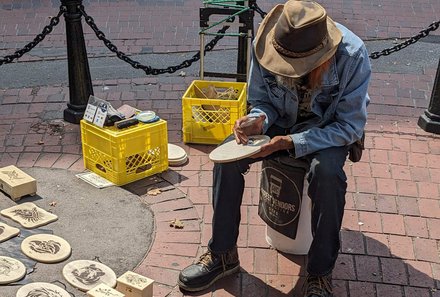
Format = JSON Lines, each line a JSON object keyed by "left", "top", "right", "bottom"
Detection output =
{"left": 258, "top": 166, "right": 304, "bottom": 239}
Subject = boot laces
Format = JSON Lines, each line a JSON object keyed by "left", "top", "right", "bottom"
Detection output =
{"left": 197, "top": 251, "right": 214, "bottom": 267}
{"left": 197, "top": 251, "right": 227, "bottom": 271}
{"left": 303, "top": 275, "right": 333, "bottom": 296}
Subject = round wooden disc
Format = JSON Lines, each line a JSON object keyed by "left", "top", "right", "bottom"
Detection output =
{"left": 21, "top": 234, "right": 71, "bottom": 264}
{"left": 62, "top": 260, "right": 117, "bottom": 292}
{"left": 16, "top": 282, "right": 71, "bottom": 297}
{"left": 209, "top": 135, "right": 271, "bottom": 163}
{"left": 168, "top": 144, "right": 187, "bottom": 160}
{"left": 0, "top": 256, "right": 26, "bottom": 285}
{"left": 169, "top": 155, "right": 188, "bottom": 166}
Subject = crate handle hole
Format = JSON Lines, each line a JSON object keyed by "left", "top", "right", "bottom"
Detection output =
{"left": 201, "top": 104, "right": 221, "bottom": 111}
{"left": 96, "top": 164, "right": 107, "bottom": 173}
{"left": 136, "top": 164, "right": 152, "bottom": 173}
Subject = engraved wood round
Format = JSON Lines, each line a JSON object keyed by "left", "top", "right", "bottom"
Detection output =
{"left": 209, "top": 135, "right": 271, "bottom": 163}
{"left": 0, "top": 202, "right": 58, "bottom": 229}
{"left": 62, "top": 260, "right": 117, "bottom": 292}
{"left": 21, "top": 234, "right": 72, "bottom": 264}
{"left": 0, "top": 221, "right": 20, "bottom": 243}
{"left": 0, "top": 256, "right": 26, "bottom": 285}
{"left": 16, "top": 282, "right": 71, "bottom": 297}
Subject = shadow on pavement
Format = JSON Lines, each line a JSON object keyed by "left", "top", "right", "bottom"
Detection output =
{"left": 178, "top": 230, "right": 438, "bottom": 297}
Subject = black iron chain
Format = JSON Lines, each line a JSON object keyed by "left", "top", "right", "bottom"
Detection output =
{"left": 369, "top": 20, "right": 440, "bottom": 59}
{"left": 249, "top": 2, "right": 267, "bottom": 18}
{"left": 78, "top": 5, "right": 229, "bottom": 75}
{"left": 0, "top": 5, "right": 66, "bottom": 65}
{"left": 250, "top": 3, "right": 440, "bottom": 60}
{"left": 1, "top": 2, "right": 438, "bottom": 72}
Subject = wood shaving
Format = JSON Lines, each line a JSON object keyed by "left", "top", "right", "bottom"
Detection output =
{"left": 169, "top": 218, "right": 184, "bottom": 229}
{"left": 147, "top": 188, "right": 162, "bottom": 196}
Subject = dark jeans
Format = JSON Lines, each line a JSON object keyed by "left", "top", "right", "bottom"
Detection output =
{"left": 208, "top": 126, "right": 349, "bottom": 276}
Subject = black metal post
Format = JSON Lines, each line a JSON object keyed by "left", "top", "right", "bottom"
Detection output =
{"left": 237, "top": 26, "right": 247, "bottom": 82}
{"left": 61, "top": 0, "right": 93, "bottom": 124}
{"left": 236, "top": 1, "right": 246, "bottom": 82}
{"left": 418, "top": 58, "right": 440, "bottom": 134}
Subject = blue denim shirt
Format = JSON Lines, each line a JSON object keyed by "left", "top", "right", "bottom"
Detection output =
{"left": 248, "top": 23, "right": 371, "bottom": 158}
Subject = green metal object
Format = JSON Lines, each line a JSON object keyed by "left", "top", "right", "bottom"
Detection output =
{"left": 199, "top": 1, "right": 251, "bottom": 37}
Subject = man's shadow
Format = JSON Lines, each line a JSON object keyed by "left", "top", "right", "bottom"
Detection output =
{"left": 181, "top": 230, "right": 439, "bottom": 296}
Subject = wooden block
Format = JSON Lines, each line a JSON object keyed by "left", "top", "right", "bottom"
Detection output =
{"left": 0, "top": 165, "right": 37, "bottom": 201}
{"left": 116, "top": 271, "right": 154, "bottom": 297}
{"left": 87, "top": 283, "right": 125, "bottom": 297}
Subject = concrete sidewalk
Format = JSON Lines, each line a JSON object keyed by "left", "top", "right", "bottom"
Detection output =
{"left": 1, "top": 0, "right": 440, "bottom": 296}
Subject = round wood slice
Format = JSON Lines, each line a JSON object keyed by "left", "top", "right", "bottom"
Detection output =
{"left": 209, "top": 135, "right": 271, "bottom": 163}
{"left": 0, "top": 221, "right": 20, "bottom": 243}
{"left": 21, "top": 234, "right": 71, "bottom": 264}
{"left": 168, "top": 144, "right": 187, "bottom": 160}
{"left": 168, "top": 155, "right": 188, "bottom": 166}
{"left": 16, "top": 282, "right": 71, "bottom": 297}
{"left": 62, "top": 260, "right": 117, "bottom": 292}
{"left": 0, "top": 256, "right": 26, "bottom": 285}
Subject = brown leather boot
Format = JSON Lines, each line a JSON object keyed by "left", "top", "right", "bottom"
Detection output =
{"left": 178, "top": 247, "right": 240, "bottom": 292}
{"left": 303, "top": 273, "right": 333, "bottom": 297}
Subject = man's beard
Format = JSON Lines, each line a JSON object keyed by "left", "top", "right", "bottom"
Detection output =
{"left": 275, "top": 75, "right": 304, "bottom": 90}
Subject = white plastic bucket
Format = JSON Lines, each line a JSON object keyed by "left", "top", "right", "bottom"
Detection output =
{"left": 265, "top": 181, "right": 313, "bottom": 255}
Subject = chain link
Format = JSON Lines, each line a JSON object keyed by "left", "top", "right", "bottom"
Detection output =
{"left": 369, "top": 20, "right": 440, "bottom": 59}
{"left": 78, "top": 5, "right": 229, "bottom": 75}
{"left": 0, "top": 6, "right": 66, "bottom": 65}
{"left": 249, "top": 2, "right": 267, "bottom": 18}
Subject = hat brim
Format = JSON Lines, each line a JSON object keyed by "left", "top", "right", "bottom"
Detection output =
{"left": 254, "top": 4, "right": 342, "bottom": 78}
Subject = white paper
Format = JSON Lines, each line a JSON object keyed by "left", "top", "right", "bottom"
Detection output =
{"left": 76, "top": 171, "right": 114, "bottom": 189}
{"left": 93, "top": 102, "right": 108, "bottom": 128}
{"left": 83, "top": 104, "right": 97, "bottom": 122}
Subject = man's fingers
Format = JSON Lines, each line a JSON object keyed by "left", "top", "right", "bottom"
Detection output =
{"left": 234, "top": 127, "right": 248, "bottom": 144}
{"left": 237, "top": 132, "right": 248, "bottom": 144}
{"left": 250, "top": 143, "right": 271, "bottom": 158}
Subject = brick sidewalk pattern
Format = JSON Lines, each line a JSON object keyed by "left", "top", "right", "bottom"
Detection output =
{"left": 1, "top": 0, "right": 440, "bottom": 296}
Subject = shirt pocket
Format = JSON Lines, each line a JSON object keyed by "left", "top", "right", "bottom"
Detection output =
{"left": 312, "top": 88, "right": 338, "bottom": 116}
{"left": 265, "top": 78, "right": 285, "bottom": 97}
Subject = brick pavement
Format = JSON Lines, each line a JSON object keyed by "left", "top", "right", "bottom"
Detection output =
{"left": 1, "top": 0, "right": 440, "bottom": 296}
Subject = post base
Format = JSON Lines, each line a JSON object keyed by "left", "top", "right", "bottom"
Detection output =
{"left": 64, "top": 103, "right": 86, "bottom": 124}
{"left": 418, "top": 110, "right": 440, "bottom": 134}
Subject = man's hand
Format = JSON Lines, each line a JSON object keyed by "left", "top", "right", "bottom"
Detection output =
{"left": 251, "top": 135, "right": 294, "bottom": 158}
{"left": 233, "top": 114, "right": 266, "bottom": 144}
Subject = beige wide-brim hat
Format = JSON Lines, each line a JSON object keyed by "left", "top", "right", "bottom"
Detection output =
{"left": 254, "top": 0, "right": 342, "bottom": 78}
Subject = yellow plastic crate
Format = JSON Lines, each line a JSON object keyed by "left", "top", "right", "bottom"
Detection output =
{"left": 182, "top": 80, "right": 247, "bottom": 144}
{"left": 80, "top": 119, "right": 168, "bottom": 186}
